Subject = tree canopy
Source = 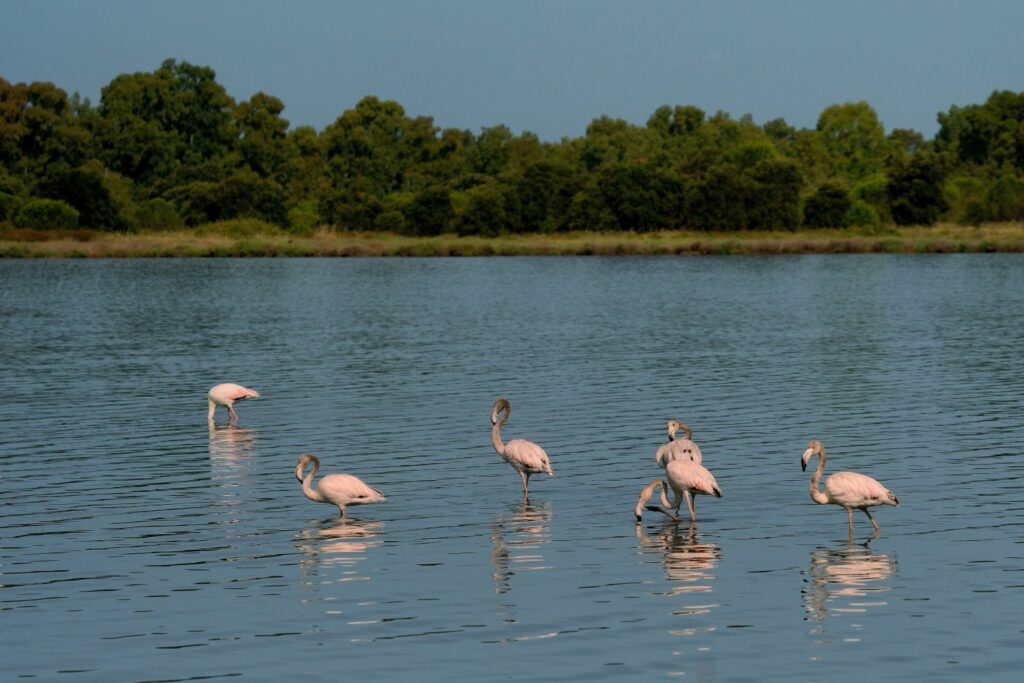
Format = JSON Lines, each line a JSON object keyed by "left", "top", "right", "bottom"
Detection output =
{"left": 2, "top": 61, "right": 1023, "bottom": 233}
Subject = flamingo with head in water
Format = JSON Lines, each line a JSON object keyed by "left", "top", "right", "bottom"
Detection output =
{"left": 491, "top": 398, "right": 553, "bottom": 497}
{"left": 635, "top": 457, "right": 722, "bottom": 523}
{"left": 801, "top": 439, "right": 899, "bottom": 540}
{"left": 295, "top": 453, "right": 385, "bottom": 518}
{"left": 207, "top": 383, "right": 259, "bottom": 423}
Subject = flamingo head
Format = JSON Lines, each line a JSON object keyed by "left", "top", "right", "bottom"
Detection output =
{"left": 491, "top": 398, "right": 511, "bottom": 425}
{"left": 801, "top": 440, "right": 823, "bottom": 471}
{"left": 295, "top": 453, "right": 319, "bottom": 481}
{"left": 666, "top": 420, "right": 692, "bottom": 441}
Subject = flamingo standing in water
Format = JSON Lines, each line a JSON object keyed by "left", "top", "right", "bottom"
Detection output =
{"left": 636, "top": 458, "right": 722, "bottom": 523}
{"left": 491, "top": 398, "right": 553, "bottom": 497}
{"left": 207, "top": 383, "right": 259, "bottom": 423}
{"left": 801, "top": 439, "right": 899, "bottom": 540}
{"left": 655, "top": 420, "right": 703, "bottom": 468}
{"left": 295, "top": 453, "right": 385, "bottom": 518}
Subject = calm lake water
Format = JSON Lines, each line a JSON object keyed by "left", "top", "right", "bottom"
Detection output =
{"left": 2, "top": 255, "right": 1022, "bottom": 682}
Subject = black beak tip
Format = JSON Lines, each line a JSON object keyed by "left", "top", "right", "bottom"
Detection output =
{"left": 801, "top": 461, "right": 807, "bottom": 472}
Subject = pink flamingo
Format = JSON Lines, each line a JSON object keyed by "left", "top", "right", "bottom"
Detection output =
{"left": 636, "top": 458, "right": 722, "bottom": 522}
{"left": 207, "top": 383, "right": 259, "bottom": 423}
{"left": 655, "top": 420, "right": 703, "bottom": 468}
{"left": 295, "top": 453, "right": 385, "bottom": 518}
{"left": 801, "top": 439, "right": 899, "bottom": 540}
{"left": 491, "top": 398, "right": 553, "bottom": 497}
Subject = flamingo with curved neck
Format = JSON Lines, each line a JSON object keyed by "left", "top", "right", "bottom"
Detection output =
{"left": 634, "top": 479, "right": 681, "bottom": 522}
{"left": 655, "top": 419, "right": 703, "bottom": 467}
{"left": 295, "top": 453, "right": 385, "bottom": 518}
{"left": 491, "top": 398, "right": 553, "bottom": 497}
{"left": 801, "top": 439, "right": 899, "bottom": 540}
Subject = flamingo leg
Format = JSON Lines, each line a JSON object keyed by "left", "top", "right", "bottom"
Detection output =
{"left": 228, "top": 405, "right": 239, "bottom": 423}
{"left": 519, "top": 471, "right": 530, "bottom": 496}
{"left": 685, "top": 492, "right": 696, "bottom": 522}
{"left": 339, "top": 505, "right": 346, "bottom": 518}
{"left": 847, "top": 509, "right": 855, "bottom": 540}
{"left": 863, "top": 508, "right": 880, "bottom": 531}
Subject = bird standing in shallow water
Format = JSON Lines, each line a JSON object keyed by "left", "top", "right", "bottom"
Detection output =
{"left": 635, "top": 459, "right": 722, "bottom": 523}
{"left": 491, "top": 398, "right": 553, "bottom": 497}
{"left": 295, "top": 453, "right": 385, "bottom": 518}
{"left": 801, "top": 439, "right": 899, "bottom": 541}
{"left": 207, "top": 383, "right": 259, "bottom": 423}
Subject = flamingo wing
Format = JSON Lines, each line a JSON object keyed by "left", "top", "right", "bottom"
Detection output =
{"left": 318, "top": 473, "right": 385, "bottom": 505}
{"left": 503, "top": 439, "right": 553, "bottom": 475}
{"left": 825, "top": 471, "right": 896, "bottom": 508}
{"left": 666, "top": 460, "right": 722, "bottom": 497}
{"left": 655, "top": 440, "right": 685, "bottom": 468}
{"left": 209, "top": 383, "right": 260, "bottom": 403}
{"left": 655, "top": 439, "right": 703, "bottom": 467}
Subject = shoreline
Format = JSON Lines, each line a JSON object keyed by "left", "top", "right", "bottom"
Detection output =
{"left": 3, "top": 224, "right": 1023, "bottom": 258}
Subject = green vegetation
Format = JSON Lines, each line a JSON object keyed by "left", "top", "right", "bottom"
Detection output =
{"left": 3, "top": 59, "right": 1024, "bottom": 250}
{"left": 3, "top": 224, "right": 1023, "bottom": 258}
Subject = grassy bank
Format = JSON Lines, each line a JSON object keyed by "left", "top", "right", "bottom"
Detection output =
{"left": 3, "top": 224, "right": 1024, "bottom": 258}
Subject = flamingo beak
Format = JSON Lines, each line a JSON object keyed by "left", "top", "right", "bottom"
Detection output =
{"left": 800, "top": 448, "right": 814, "bottom": 471}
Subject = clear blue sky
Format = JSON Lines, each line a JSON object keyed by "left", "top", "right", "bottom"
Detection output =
{"left": 2, "top": 0, "right": 1022, "bottom": 140}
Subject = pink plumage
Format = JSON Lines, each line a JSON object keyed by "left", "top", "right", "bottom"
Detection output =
{"left": 491, "top": 399, "right": 553, "bottom": 496}
{"left": 802, "top": 439, "right": 899, "bottom": 539}
{"left": 295, "top": 454, "right": 385, "bottom": 518}
{"left": 655, "top": 420, "right": 703, "bottom": 467}
{"left": 666, "top": 459, "right": 722, "bottom": 499}
{"left": 207, "top": 383, "right": 260, "bottom": 423}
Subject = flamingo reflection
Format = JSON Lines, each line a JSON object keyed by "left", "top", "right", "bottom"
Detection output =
{"left": 296, "top": 519, "right": 385, "bottom": 582}
{"left": 803, "top": 542, "right": 897, "bottom": 627}
{"left": 208, "top": 424, "right": 257, "bottom": 462}
{"left": 490, "top": 499, "right": 553, "bottom": 595}
{"left": 637, "top": 522, "right": 722, "bottom": 598}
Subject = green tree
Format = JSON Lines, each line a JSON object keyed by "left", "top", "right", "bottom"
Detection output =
{"left": 404, "top": 185, "right": 453, "bottom": 236}
{"left": 235, "top": 92, "right": 291, "bottom": 181}
{"left": 745, "top": 158, "right": 802, "bottom": 230}
{"left": 803, "top": 182, "right": 852, "bottom": 228}
{"left": 15, "top": 198, "right": 79, "bottom": 229}
{"left": 936, "top": 90, "right": 1024, "bottom": 170}
{"left": 95, "top": 59, "right": 236, "bottom": 188}
{"left": 887, "top": 152, "right": 949, "bottom": 225}
{"left": 816, "top": 102, "right": 886, "bottom": 179}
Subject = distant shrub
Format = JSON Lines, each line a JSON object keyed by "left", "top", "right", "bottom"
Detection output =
{"left": 987, "top": 175, "right": 1024, "bottom": 221}
{"left": 0, "top": 191, "right": 16, "bottom": 222}
{"left": 373, "top": 209, "right": 406, "bottom": 234}
{"left": 195, "top": 218, "right": 283, "bottom": 238}
{"left": 288, "top": 200, "right": 321, "bottom": 235}
{"left": 136, "top": 198, "right": 185, "bottom": 231}
{"left": 15, "top": 199, "right": 79, "bottom": 230}
{"left": 844, "top": 200, "right": 881, "bottom": 230}
{"left": 803, "top": 183, "right": 851, "bottom": 228}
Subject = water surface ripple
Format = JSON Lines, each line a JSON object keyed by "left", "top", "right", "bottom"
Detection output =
{"left": 1, "top": 256, "right": 1022, "bottom": 681}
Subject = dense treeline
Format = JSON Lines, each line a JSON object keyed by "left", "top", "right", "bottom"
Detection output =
{"left": 2, "top": 59, "right": 1024, "bottom": 234}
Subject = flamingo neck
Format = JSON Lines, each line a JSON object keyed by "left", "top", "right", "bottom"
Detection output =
{"left": 491, "top": 420, "right": 506, "bottom": 455}
{"left": 301, "top": 463, "right": 324, "bottom": 503}
{"left": 809, "top": 451, "right": 830, "bottom": 505}
{"left": 208, "top": 398, "right": 217, "bottom": 421}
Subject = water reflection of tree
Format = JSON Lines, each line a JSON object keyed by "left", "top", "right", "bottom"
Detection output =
{"left": 802, "top": 543, "right": 897, "bottom": 630}
{"left": 490, "top": 499, "right": 553, "bottom": 595}
{"left": 636, "top": 522, "right": 721, "bottom": 636}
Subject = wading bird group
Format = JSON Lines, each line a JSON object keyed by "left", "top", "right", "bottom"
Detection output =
{"left": 208, "top": 384, "right": 900, "bottom": 540}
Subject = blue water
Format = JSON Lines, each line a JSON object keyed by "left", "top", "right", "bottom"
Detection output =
{"left": 2, "top": 255, "right": 1022, "bottom": 681}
